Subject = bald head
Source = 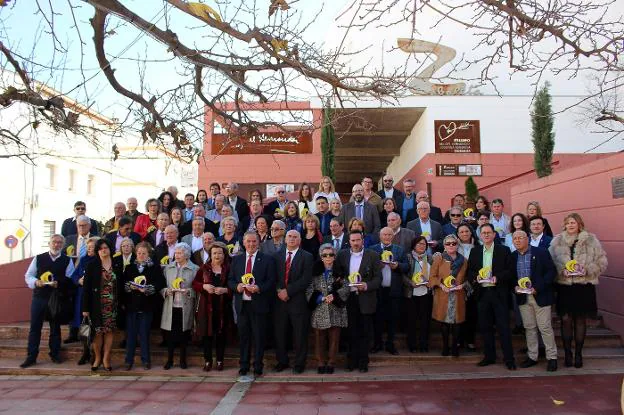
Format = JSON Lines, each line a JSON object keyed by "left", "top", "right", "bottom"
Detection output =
{"left": 379, "top": 227, "right": 394, "bottom": 245}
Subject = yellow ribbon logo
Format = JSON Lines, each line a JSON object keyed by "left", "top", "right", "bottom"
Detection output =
{"left": 242, "top": 273, "right": 255, "bottom": 285}
{"left": 40, "top": 271, "right": 53, "bottom": 283}
{"left": 348, "top": 272, "right": 361, "bottom": 284}
{"left": 160, "top": 255, "right": 169, "bottom": 265}
{"left": 443, "top": 275, "right": 456, "bottom": 288}
{"left": 134, "top": 276, "right": 147, "bottom": 286}
{"left": 172, "top": 277, "right": 184, "bottom": 290}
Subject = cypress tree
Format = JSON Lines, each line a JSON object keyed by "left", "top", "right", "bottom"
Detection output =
{"left": 320, "top": 106, "right": 335, "bottom": 182}
{"left": 465, "top": 176, "right": 478, "bottom": 203}
{"left": 531, "top": 82, "right": 555, "bottom": 177}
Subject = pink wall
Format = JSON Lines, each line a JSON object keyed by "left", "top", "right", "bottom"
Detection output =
{"left": 198, "top": 103, "right": 323, "bottom": 189}
{"left": 396, "top": 153, "right": 610, "bottom": 213}
{"left": 509, "top": 152, "right": 624, "bottom": 338}
{"left": 0, "top": 258, "right": 32, "bottom": 323}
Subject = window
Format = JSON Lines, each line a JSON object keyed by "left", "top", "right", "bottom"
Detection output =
{"left": 68, "top": 169, "right": 76, "bottom": 192}
{"left": 42, "top": 220, "right": 56, "bottom": 249}
{"left": 87, "top": 175, "right": 95, "bottom": 195}
{"left": 45, "top": 164, "right": 56, "bottom": 189}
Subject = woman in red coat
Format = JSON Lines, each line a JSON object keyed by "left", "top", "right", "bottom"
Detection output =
{"left": 134, "top": 198, "right": 161, "bottom": 240}
{"left": 192, "top": 241, "right": 232, "bottom": 371}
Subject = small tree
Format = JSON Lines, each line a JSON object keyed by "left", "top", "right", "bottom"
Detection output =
{"left": 532, "top": 82, "right": 555, "bottom": 177}
{"left": 320, "top": 107, "right": 335, "bottom": 182}
{"left": 464, "top": 176, "right": 479, "bottom": 204}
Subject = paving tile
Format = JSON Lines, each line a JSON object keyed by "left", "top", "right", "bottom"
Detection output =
{"left": 125, "top": 401, "right": 178, "bottom": 414}
{"left": 233, "top": 403, "right": 278, "bottom": 415}
{"left": 176, "top": 401, "right": 220, "bottom": 414}
{"left": 276, "top": 403, "right": 322, "bottom": 414}
{"left": 362, "top": 402, "right": 407, "bottom": 415}
{"left": 183, "top": 391, "right": 227, "bottom": 403}
{"left": 156, "top": 381, "right": 199, "bottom": 391}
{"left": 110, "top": 389, "right": 150, "bottom": 401}
{"left": 144, "top": 390, "right": 189, "bottom": 402}
{"left": 318, "top": 403, "right": 363, "bottom": 415}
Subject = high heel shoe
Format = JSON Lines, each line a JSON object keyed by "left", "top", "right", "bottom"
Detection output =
{"left": 574, "top": 351, "right": 583, "bottom": 368}
{"left": 564, "top": 349, "right": 573, "bottom": 367}
{"left": 91, "top": 365, "right": 99, "bottom": 372}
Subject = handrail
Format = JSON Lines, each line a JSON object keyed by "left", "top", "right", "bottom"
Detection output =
{"left": 478, "top": 160, "right": 560, "bottom": 192}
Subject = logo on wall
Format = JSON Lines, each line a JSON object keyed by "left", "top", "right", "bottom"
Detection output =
{"left": 434, "top": 120, "right": 480, "bottom": 153}
{"left": 211, "top": 131, "right": 313, "bottom": 155}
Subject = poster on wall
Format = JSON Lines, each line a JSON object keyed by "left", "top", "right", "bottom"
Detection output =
{"left": 434, "top": 120, "right": 480, "bottom": 153}
{"left": 436, "top": 164, "right": 483, "bottom": 177}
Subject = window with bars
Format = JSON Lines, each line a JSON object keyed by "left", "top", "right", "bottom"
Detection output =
{"left": 42, "top": 220, "right": 56, "bottom": 249}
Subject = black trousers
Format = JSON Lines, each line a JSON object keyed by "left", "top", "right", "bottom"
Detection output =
{"left": 27, "top": 295, "right": 61, "bottom": 361}
{"left": 347, "top": 293, "right": 373, "bottom": 368}
{"left": 374, "top": 287, "right": 400, "bottom": 347}
{"left": 237, "top": 301, "right": 267, "bottom": 372}
{"left": 460, "top": 295, "right": 478, "bottom": 346}
{"left": 478, "top": 288, "right": 514, "bottom": 363}
{"left": 274, "top": 300, "right": 310, "bottom": 368}
{"left": 406, "top": 293, "right": 432, "bottom": 350}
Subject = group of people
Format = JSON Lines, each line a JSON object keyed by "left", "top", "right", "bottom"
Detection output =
{"left": 21, "top": 178, "right": 608, "bottom": 376}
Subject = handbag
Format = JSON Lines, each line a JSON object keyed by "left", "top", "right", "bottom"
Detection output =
{"left": 79, "top": 316, "right": 93, "bottom": 344}
{"left": 45, "top": 289, "right": 74, "bottom": 324}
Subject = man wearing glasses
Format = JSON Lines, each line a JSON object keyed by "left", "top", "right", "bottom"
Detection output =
{"left": 351, "top": 176, "right": 383, "bottom": 213}
{"left": 442, "top": 206, "right": 464, "bottom": 237}
{"left": 406, "top": 201, "right": 443, "bottom": 253}
{"left": 61, "top": 201, "right": 100, "bottom": 237}
{"left": 377, "top": 174, "right": 404, "bottom": 206}
{"left": 264, "top": 186, "right": 289, "bottom": 219}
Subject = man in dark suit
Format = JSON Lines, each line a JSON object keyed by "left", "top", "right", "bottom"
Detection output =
{"left": 334, "top": 230, "right": 381, "bottom": 372}
{"left": 228, "top": 231, "right": 277, "bottom": 377}
{"left": 406, "top": 202, "right": 443, "bottom": 252}
{"left": 61, "top": 201, "right": 100, "bottom": 237}
{"left": 529, "top": 216, "right": 553, "bottom": 249}
{"left": 315, "top": 196, "right": 333, "bottom": 236}
{"left": 104, "top": 217, "right": 141, "bottom": 253}
{"left": 179, "top": 205, "right": 219, "bottom": 238}
{"left": 273, "top": 230, "right": 314, "bottom": 373}
{"left": 511, "top": 230, "right": 558, "bottom": 371}
{"left": 323, "top": 218, "right": 349, "bottom": 250}
{"left": 191, "top": 232, "right": 215, "bottom": 266}
{"left": 400, "top": 179, "right": 417, "bottom": 225}
{"left": 370, "top": 227, "right": 409, "bottom": 355}
{"left": 443, "top": 194, "right": 466, "bottom": 224}
{"left": 340, "top": 183, "right": 381, "bottom": 237}
{"left": 386, "top": 212, "right": 415, "bottom": 254}
{"left": 378, "top": 174, "right": 404, "bottom": 207}
{"left": 239, "top": 200, "right": 265, "bottom": 234}
{"left": 225, "top": 182, "right": 250, "bottom": 222}
{"left": 467, "top": 223, "right": 516, "bottom": 370}
{"left": 416, "top": 191, "right": 444, "bottom": 224}
{"left": 153, "top": 225, "right": 179, "bottom": 265}
{"left": 145, "top": 213, "right": 170, "bottom": 248}
{"left": 263, "top": 185, "right": 289, "bottom": 220}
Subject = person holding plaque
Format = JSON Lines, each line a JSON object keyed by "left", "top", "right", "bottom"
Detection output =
{"left": 334, "top": 231, "right": 381, "bottom": 372}
{"left": 549, "top": 213, "right": 607, "bottom": 368}
{"left": 403, "top": 236, "right": 433, "bottom": 353}
{"left": 306, "top": 244, "right": 349, "bottom": 374}
{"left": 467, "top": 223, "right": 516, "bottom": 370}
{"left": 511, "top": 231, "right": 558, "bottom": 371}
{"left": 429, "top": 234, "right": 468, "bottom": 357}
{"left": 161, "top": 243, "right": 198, "bottom": 370}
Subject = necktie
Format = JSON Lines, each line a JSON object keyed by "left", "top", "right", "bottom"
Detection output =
{"left": 284, "top": 251, "right": 292, "bottom": 287}
{"left": 79, "top": 239, "right": 87, "bottom": 258}
{"left": 156, "top": 231, "right": 162, "bottom": 246}
{"left": 246, "top": 254, "right": 253, "bottom": 274}
{"left": 356, "top": 205, "right": 363, "bottom": 220}
{"left": 334, "top": 238, "right": 340, "bottom": 250}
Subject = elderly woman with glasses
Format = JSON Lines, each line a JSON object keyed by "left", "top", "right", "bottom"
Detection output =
{"left": 306, "top": 243, "right": 349, "bottom": 374}
{"left": 217, "top": 216, "right": 242, "bottom": 256}
{"left": 161, "top": 242, "right": 198, "bottom": 369}
{"left": 429, "top": 234, "right": 469, "bottom": 357}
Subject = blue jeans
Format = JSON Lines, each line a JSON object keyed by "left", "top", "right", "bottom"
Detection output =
{"left": 27, "top": 295, "right": 61, "bottom": 360}
{"left": 125, "top": 311, "right": 153, "bottom": 364}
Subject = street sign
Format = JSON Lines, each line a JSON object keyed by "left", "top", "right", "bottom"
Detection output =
{"left": 4, "top": 235, "right": 18, "bottom": 249}
{"left": 15, "top": 223, "right": 30, "bottom": 241}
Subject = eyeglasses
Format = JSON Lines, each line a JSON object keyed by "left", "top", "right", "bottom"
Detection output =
{"left": 321, "top": 253, "right": 335, "bottom": 258}
{"left": 383, "top": 179, "right": 393, "bottom": 182}
{"left": 149, "top": 204, "right": 159, "bottom": 207}
{"left": 444, "top": 242, "right": 458, "bottom": 246}
{"left": 75, "top": 207, "right": 86, "bottom": 211}
{"left": 277, "top": 191, "right": 285, "bottom": 194}
{"left": 450, "top": 214, "right": 461, "bottom": 217}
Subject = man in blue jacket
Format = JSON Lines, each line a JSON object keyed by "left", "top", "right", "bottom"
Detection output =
{"left": 511, "top": 230, "right": 558, "bottom": 372}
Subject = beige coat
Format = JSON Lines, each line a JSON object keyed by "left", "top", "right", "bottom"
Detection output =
{"left": 549, "top": 230, "right": 608, "bottom": 285}
{"left": 160, "top": 261, "right": 198, "bottom": 331}
{"left": 428, "top": 254, "right": 468, "bottom": 324}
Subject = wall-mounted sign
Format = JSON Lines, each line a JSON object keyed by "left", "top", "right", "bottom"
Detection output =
{"left": 434, "top": 120, "right": 480, "bottom": 153}
{"left": 211, "top": 131, "right": 313, "bottom": 155}
{"left": 612, "top": 176, "right": 624, "bottom": 199}
{"left": 266, "top": 184, "right": 295, "bottom": 198}
{"left": 436, "top": 164, "right": 482, "bottom": 177}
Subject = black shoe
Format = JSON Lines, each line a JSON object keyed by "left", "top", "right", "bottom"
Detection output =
{"left": 91, "top": 365, "right": 99, "bottom": 372}
{"left": 385, "top": 345, "right": 399, "bottom": 355}
{"left": 63, "top": 336, "right": 79, "bottom": 344}
{"left": 441, "top": 347, "right": 450, "bottom": 357}
{"left": 547, "top": 359, "right": 558, "bottom": 372}
{"left": 125, "top": 363, "right": 133, "bottom": 371}
{"left": 466, "top": 344, "right": 476, "bottom": 352}
{"left": 50, "top": 355, "right": 62, "bottom": 364}
{"left": 519, "top": 358, "right": 538, "bottom": 368}
{"left": 506, "top": 361, "right": 517, "bottom": 370}
{"left": 344, "top": 365, "right": 354, "bottom": 372}
{"left": 564, "top": 349, "right": 573, "bottom": 367}
{"left": 574, "top": 352, "right": 583, "bottom": 368}
{"left": 326, "top": 366, "right": 334, "bottom": 374}
{"left": 408, "top": 347, "right": 417, "bottom": 353}
{"left": 163, "top": 361, "right": 173, "bottom": 370}
{"left": 119, "top": 340, "right": 127, "bottom": 349}
{"left": 292, "top": 366, "right": 304, "bottom": 374}
{"left": 20, "top": 359, "right": 36, "bottom": 369}
{"left": 180, "top": 361, "right": 188, "bottom": 369}
{"left": 370, "top": 344, "right": 382, "bottom": 354}
{"left": 451, "top": 345, "right": 459, "bottom": 357}
{"left": 359, "top": 366, "right": 368, "bottom": 373}
{"left": 477, "top": 358, "right": 495, "bottom": 367}
{"left": 104, "top": 366, "right": 112, "bottom": 372}
{"left": 253, "top": 369, "right": 263, "bottom": 377}
{"left": 273, "top": 363, "right": 289, "bottom": 372}
{"left": 144, "top": 363, "right": 151, "bottom": 370}
{"left": 238, "top": 368, "right": 249, "bottom": 376}
{"left": 317, "top": 366, "right": 326, "bottom": 374}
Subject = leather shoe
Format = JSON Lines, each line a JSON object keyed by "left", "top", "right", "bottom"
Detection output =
{"left": 574, "top": 353, "right": 583, "bottom": 368}
{"left": 144, "top": 363, "right": 151, "bottom": 370}
{"left": 519, "top": 358, "right": 538, "bottom": 368}
{"left": 370, "top": 344, "right": 382, "bottom": 354}
{"left": 386, "top": 345, "right": 399, "bottom": 355}
{"left": 477, "top": 358, "right": 495, "bottom": 367}
{"left": 180, "top": 361, "right": 188, "bottom": 369}
{"left": 292, "top": 366, "right": 304, "bottom": 374}
{"left": 20, "top": 359, "right": 36, "bottom": 369}
{"left": 50, "top": 355, "right": 62, "bottom": 364}
{"left": 317, "top": 366, "right": 326, "bottom": 374}
{"left": 77, "top": 355, "right": 89, "bottom": 366}
{"left": 273, "top": 363, "right": 289, "bottom": 372}
{"left": 203, "top": 361, "right": 213, "bottom": 372}
{"left": 253, "top": 369, "right": 263, "bottom": 378}
{"left": 344, "top": 365, "right": 354, "bottom": 372}
{"left": 238, "top": 368, "right": 248, "bottom": 376}
{"left": 546, "top": 359, "right": 557, "bottom": 372}
{"left": 506, "top": 361, "right": 517, "bottom": 370}
{"left": 216, "top": 361, "right": 224, "bottom": 371}
{"left": 163, "top": 361, "right": 173, "bottom": 370}
{"left": 125, "top": 363, "right": 133, "bottom": 371}
{"left": 359, "top": 366, "right": 368, "bottom": 373}
{"left": 326, "top": 366, "right": 334, "bottom": 374}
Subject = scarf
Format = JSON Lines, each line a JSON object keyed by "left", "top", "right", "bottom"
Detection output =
{"left": 442, "top": 251, "right": 465, "bottom": 277}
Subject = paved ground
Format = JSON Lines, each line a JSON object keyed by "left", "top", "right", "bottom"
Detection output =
{"left": 0, "top": 373, "right": 620, "bottom": 414}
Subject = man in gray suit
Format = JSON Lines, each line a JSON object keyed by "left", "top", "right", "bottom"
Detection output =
{"left": 340, "top": 184, "right": 381, "bottom": 237}
{"left": 406, "top": 202, "right": 443, "bottom": 252}
{"left": 181, "top": 217, "right": 206, "bottom": 253}
{"left": 387, "top": 212, "right": 415, "bottom": 253}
